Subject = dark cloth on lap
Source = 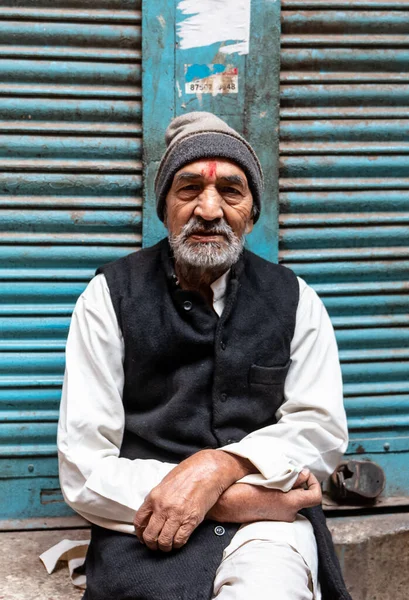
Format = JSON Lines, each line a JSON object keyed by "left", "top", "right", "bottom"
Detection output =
{"left": 82, "top": 507, "right": 352, "bottom": 600}
{"left": 82, "top": 521, "right": 240, "bottom": 600}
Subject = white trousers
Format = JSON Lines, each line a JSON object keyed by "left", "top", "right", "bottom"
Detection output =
{"left": 212, "top": 515, "right": 321, "bottom": 600}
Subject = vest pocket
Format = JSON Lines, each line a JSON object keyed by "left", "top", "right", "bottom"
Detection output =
{"left": 249, "top": 360, "right": 292, "bottom": 417}
{"left": 249, "top": 360, "right": 292, "bottom": 385}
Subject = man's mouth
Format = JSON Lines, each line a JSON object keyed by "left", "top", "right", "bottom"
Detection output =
{"left": 188, "top": 231, "right": 226, "bottom": 243}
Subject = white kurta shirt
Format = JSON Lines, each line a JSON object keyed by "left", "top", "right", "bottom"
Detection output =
{"left": 57, "top": 269, "right": 348, "bottom": 595}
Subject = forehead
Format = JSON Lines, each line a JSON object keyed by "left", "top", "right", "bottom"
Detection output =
{"left": 174, "top": 158, "right": 247, "bottom": 181}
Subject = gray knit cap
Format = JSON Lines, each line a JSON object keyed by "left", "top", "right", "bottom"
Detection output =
{"left": 154, "top": 112, "right": 264, "bottom": 223}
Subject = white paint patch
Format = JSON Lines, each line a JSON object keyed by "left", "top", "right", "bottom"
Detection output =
{"left": 157, "top": 15, "right": 166, "bottom": 29}
{"left": 176, "top": 79, "right": 182, "bottom": 98}
{"left": 177, "top": 0, "right": 251, "bottom": 55}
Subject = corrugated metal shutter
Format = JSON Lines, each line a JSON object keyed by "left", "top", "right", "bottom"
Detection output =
{"left": 280, "top": 0, "right": 409, "bottom": 502}
{"left": 0, "top": 0, "right": 142, "bottom": 527}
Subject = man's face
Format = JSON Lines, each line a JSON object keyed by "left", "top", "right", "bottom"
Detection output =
{"left": 165, "top": 159, "right": 254, "bottom": 273}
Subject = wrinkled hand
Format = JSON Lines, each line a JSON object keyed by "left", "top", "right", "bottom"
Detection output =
{"left": 133, "top": 450, "right": 253, "bottom": 552}
{"left": 207, "top": 469, "right": 322, "bottom": 524}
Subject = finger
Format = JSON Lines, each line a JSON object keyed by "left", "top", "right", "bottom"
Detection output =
{"left": 305, "top": 472, "right": 322, "bottom": 499}
{"left": 306, "top": 472, "right": 321, "bottom": 490}
{"left": 157, "top": 519, "right": 180, "bottom": 553}
{"left": 173, "top": 522, "right": 196, "bottom": 550}
{"left": 134, "top": 513, "right": 152, "bottom": 542}
{"left": 293, "top": 468, "right": 310, "bottom": 489}
{"left": 292, "top": 473, "right": 322, "bottom": 509}
{"left": 134, "top": 502, "right": 153, "bottom": 542}
{"left": 143, "top": 513, "right": 166, "bottom": 551}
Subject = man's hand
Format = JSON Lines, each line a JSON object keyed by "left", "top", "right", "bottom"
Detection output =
{"left": 207, "top": 470, "right": 322, "bottom": 523}
{"left": 133, "top": 449, "right": 254, "bottom": 552}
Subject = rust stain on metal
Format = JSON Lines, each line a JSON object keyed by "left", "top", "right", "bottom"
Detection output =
{"left": 356, "top": 444, "right": 366, "bottom": 454}
{"left": 70, "top": 210, "right": 85, "bottom": 224}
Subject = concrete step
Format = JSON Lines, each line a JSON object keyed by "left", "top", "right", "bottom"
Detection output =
{"left": 328, "top": 512, "right": 409, "bottom": 600}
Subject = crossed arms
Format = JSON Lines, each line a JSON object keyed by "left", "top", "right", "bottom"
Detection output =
{"left": 133, "top": 449, "right": 321, "bottom": 552}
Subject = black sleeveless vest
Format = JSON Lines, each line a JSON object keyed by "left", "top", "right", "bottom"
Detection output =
{"left": 97, "top": 238, "right": 299, "bottom": 463}
{"left": 83, "top": 239, "right": 351, "bottom": 600}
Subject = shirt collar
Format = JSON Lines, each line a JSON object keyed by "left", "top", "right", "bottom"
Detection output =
{"left": 210, "top": 269, "right": 231, "bottom": 304}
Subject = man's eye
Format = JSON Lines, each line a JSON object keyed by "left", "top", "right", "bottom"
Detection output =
{"left": 180, "top": 185, "right": 200, "bottom": 191}
{"left": 220, "top": 187, "right": 240, "bottom": 195}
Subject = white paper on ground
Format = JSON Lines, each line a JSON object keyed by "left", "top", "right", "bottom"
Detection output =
{"left": 39, "top": 539, "right": 90, "bottom": 589}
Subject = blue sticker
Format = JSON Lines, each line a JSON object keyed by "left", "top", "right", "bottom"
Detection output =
{"left": 184, "top": 64, "right": 239, "bottom": 95}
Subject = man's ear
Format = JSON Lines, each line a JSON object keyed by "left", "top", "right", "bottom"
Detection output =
{"left": 246, "top": 205, "right": 256, "bottom": 234}
{"left": 163, "top": 204, "right": 168, "bottom": 228}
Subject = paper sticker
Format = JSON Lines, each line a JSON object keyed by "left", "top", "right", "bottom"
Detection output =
{"left": 185, "top": 64, "right": 238, "bottom": 96}
{"left": 177, "top": 0, "right": 251, "bottom": 55}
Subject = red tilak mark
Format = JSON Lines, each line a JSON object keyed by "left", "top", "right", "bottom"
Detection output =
{"left": 204, "top": 161, "right": 217, "bottom": 179}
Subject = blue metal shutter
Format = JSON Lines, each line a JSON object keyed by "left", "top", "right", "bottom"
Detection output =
{"left": 0, "top": 0, "right": 142, "bottom": 528}
{"left": 280, "top": 0, "right": 409, "bottom": 503}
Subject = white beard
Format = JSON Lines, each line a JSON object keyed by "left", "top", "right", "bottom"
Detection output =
{"left": 168, "top": 216, "right": 245, "bottom": 276}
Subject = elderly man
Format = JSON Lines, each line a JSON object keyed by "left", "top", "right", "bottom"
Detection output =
{"left": 58, "top": 112, "right": 350, "bottom": 600}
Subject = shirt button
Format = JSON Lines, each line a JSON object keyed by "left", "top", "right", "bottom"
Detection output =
{"left": 183, "top": 300, "right": 192, "bottom": 311}
{"left": 214, "top": 526, "right": 225, "bottom": 536}
{"left": 221, "top": 393, "right": 228, "bottom": 402}
{"left": 220, "top": 341, "right": 226, "bottom": 350}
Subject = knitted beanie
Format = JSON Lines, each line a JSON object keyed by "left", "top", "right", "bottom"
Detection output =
{"left": 154, "top": 112, "right": 264, "bottom": 223}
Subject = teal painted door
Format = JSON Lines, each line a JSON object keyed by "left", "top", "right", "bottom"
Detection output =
{"left": 280, "top": 0, "right": 409, "bottom": 504}
{"left": 0, "top": 0, "right": 142, "bottom": 528}
{"left": 142, "top": 0, "right": 281, "bottom": 262}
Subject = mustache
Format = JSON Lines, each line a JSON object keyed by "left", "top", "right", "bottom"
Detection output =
{"left": 168, "top": 214, "right": 246, "bottom": 272}
{"left": 179, "top": 217, "right": 234, "bottom": 240}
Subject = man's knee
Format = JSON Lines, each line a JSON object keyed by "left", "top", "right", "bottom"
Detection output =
{"left": 213, "top": 540, "right": 315, "bottom": 600}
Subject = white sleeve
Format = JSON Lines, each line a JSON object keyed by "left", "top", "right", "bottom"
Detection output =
{"left": 58, "top": 274, "right": 176, "bottom": 534}
{"left": 220, "top": 277, "right": 349, "bottom": 492}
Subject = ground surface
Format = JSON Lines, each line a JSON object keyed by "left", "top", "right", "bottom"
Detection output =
{"left": 0, "top": 528, "right": 89, "bottom": 600}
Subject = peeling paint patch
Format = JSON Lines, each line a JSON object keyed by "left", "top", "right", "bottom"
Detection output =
{"left": 176, "top": 80, "right": 182, "bottom": 98}
{"left": 157, "top": 15, "right": 166, "bottom": 29}
{"left": 185, "top": 64, "right": 238, "bottom": 96}
{"left": 177, "top": 0, "right": 251, "bottom": 55}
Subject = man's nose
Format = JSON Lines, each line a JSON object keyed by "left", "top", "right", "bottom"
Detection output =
{"left": 194, "top": 188, "right": 224, "bottom": 221}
